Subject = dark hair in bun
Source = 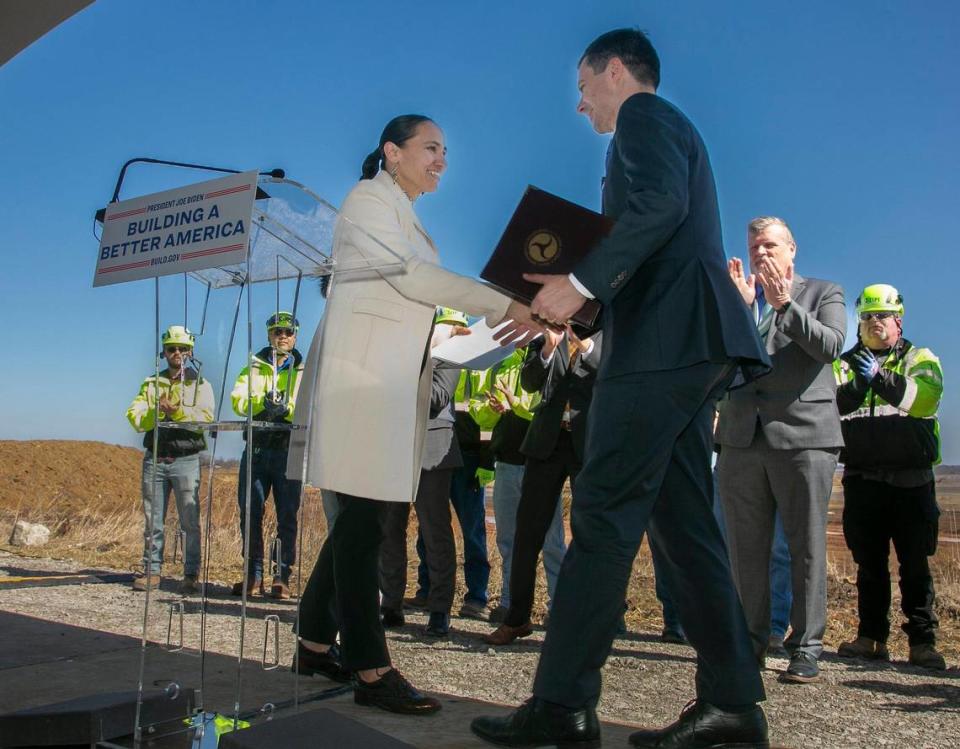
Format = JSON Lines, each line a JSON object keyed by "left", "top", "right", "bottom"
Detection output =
{"left": 360, "top": 114, "right": 435, "bottom": 179}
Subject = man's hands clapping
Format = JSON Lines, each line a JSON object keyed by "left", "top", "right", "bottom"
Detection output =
{"left": 158, "top": 395, "right": 179, "bottom": 418}
{"left": 540, "top": 326, "right": 565, "bottom": 359}
{"left": 728, "top": 258, "right": 756, "bottom": 307}
{"left": 261, "top": 392, "right": 289, "bottom": 419}
{"left": 755, "top": 256, "right": 793, "bottom": 311}
{"left": 852, "top": 349, "right": 880, "bottom": 383}
{"left": 728, "top": 256, "right": 793, "bottom": 311}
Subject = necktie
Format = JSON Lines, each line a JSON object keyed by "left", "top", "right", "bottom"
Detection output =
{"left": 757, "top": 304, "right": 775, "bottom": 338}
{"left": 755, "top": 287, "right": 774, "bottom": 338}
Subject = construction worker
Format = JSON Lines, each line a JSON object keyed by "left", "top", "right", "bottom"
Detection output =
{"left": 231, "top": 312, "right": 304, "bottom": 599}
{"left": 834, "top": 284, "right": 947, "bottom": 670}
{"left": 127, "top": 325, "right": 214, "bottom": 595}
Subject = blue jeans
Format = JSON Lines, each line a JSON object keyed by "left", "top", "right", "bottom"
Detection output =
{"left": 769, "top": 513, "right": 792, "bottom": 638}
{"left": 238, "top": 446, "right": 302, "bottom": 581}
{"left": 418, "top": 450, "right": 490, "bottom": 605}
{"left": 141, "top": 452, "right": 201, "bottom": 576}
{"left": 712, "top": 464, "right": 792, "bottom": 638}
{"left": 493, "top": 461, "right": 566, "bottom": 609}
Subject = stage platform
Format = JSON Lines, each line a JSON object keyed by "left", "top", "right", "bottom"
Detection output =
{"left": 0, "top": 610, "right": 640, "bottom": 747}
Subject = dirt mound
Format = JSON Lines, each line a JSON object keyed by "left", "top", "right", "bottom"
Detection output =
{"left": 0, "top": 441, "right": 143, "bottom": 518}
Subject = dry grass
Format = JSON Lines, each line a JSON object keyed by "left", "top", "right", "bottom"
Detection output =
{"left": 1, "top": 440, "right": 958, "bottom": 663}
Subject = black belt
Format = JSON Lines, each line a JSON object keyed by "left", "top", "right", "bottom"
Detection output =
{"left": 148, "top": 453, "right": 197, "bottom": 464}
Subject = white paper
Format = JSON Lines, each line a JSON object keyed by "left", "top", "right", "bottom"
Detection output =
{"left": 432, "top": 320, "right": 539, "bottom": 370}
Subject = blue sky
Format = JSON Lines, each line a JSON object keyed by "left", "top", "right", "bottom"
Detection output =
{"left": 1, "top": 1, "right": 958, "bottom": 460}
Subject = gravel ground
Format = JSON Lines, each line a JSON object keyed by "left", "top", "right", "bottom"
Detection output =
{"left": 2, "top": 551, "right": 958, "bottom": 748}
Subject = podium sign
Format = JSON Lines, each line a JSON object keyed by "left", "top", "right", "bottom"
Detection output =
{"left": 94, "top": 170, "right": 258, "bottom": 286}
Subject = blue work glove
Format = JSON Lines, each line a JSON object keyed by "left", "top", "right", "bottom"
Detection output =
{"left": 260, "top": 392, "right": 288, "bottom": 419}
{"left": 852, "top": 349, "right": 880, "bottom": 382}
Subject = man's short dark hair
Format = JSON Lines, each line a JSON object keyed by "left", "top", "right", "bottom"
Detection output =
{"left": 580, "top": 28, "right": 660, "bottom": 89}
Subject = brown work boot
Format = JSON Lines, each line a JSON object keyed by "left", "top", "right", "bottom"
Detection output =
{"left": 483, "top": 622, "right": 533, "bottom": 646}
{"left": 838, "top": 636, "right": 890, "bottom": 661}
{"left": 909, "top": 643, "right": 947, "bottom": 671}
{"left": 179, "top": 575, "right": 200, "bottom": 596}
{"left": 231, "top": 577, "right": 264, "bottom": 597}
{"left": 269, "top": 578, "right": 291, "bottom": 600}
{"left": 132, "top": 573, "right": 161, "bottom": 592}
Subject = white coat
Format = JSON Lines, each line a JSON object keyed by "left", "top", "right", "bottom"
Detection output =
{"left": 288, "top": 170, "right": 512, "bottom": 503}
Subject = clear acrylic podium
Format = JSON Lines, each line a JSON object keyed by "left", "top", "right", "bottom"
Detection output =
{"left": 94, "top": 170, "right": 404, "bottom": 747}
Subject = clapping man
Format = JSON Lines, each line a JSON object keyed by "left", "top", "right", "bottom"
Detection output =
{"left": 835, "top": 284, "right": 946, "bottom": 670}
{"left": 717, "top": 217, "right": 846, "bottom": 683}
{"left": 127, "top": 325, "right": 214, "bottom": 595}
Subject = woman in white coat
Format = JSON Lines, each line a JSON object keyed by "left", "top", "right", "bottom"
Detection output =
{"left": 289, "top": 115, "right": 538, "bottom": 715}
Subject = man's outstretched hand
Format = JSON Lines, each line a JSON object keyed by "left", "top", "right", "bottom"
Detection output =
{"left": 524, "top": 273, "right": 587, "bottom": 327}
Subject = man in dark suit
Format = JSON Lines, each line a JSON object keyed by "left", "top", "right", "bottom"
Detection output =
{"left": 484, "top": 327, "right": 600, "bottom": 645}
{"left": 717, "top": 217, "right": 845, "bottom": 683}
{"left": 477, "top": 29, "right": 772, "bottom": 748}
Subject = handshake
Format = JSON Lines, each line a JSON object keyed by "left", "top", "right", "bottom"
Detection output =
{"left": 494, "top": 275, "right": 589, "bottom": 348}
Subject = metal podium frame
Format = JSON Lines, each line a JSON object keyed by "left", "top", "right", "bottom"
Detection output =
{"left": 94, "top": 164, "right": 406, "bottom": 747}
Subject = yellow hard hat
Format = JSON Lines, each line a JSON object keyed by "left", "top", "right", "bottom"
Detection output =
{"left": 266, "top": 311, "right": 299, "bottom": 331}
{"left": 856, "top": 284, "right": 904, "bottom": 316}
{"left": 435, "top": 307, "right": 468, "bottom": 326}
{"left": 161, "top": 325, "right": 195, "bottom": 348}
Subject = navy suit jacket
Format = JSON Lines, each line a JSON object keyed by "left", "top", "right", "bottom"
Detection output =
{"left": 573, "top": 93, "right": 770, "bottom": 381}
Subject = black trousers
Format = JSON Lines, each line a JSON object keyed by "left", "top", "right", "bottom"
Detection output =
{"left": 532, "top": 363, "right": 765, "bottom": 709}
{"left": 842, "top": 475, "right": 940, "bottom": 645}
{"left": 297, "top": 494, "right": 390, "bottom": 671}
{"left": 505, "top": 430, "right": 579, "bottom": 627}
{"left": 379, "top": 468, "right": 456, "bottom": 614}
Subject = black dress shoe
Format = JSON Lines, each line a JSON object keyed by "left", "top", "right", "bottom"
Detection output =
{"left": 781, "top": 651, "right": 819, "bottom": 683}
{"left": 471, "top": 697, "right": 601, "bottom": 747}
{"left": 660, "top": 628, "right": 688, "bottom": 645}
{"left": 629, "top": 700, "right": 768, "bottom": 748}
{"left": 354, "top": 668, "right": 441, "bottom": 715}
{"left": 424, "top": 611, "right": 450, "bottom": 637}
{"left": 766, "top": 634, "right": 789, "bottom": 658}
{"left": 381, "top": 606, "right": 405, "bottom": 628}
{"left": 290, "top": 642, "right": 351, "bottom": 683}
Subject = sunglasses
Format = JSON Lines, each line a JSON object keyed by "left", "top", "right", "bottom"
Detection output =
{"left": 164, "top": 345, "right": 192, "bottom": 353}
{"left": 270, "top": 327, "right": 296, "bottom": 337}
{"left": 859, "top": 312, "right": 895, "bottom": 322}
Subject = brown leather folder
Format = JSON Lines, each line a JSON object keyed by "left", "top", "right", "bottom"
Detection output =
{"left": 481, "top": 186, "right": 612, "bottom": 327}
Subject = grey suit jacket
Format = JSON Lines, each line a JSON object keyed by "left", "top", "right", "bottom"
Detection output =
{"left": 422, "top": 363, "right": 462, "bottom": 472}
{"left": 716, "top": 274, "right": 846, "bottom": 450}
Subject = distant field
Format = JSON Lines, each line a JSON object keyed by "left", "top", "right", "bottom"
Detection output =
{"left": 0, "top": 440, "right": 957, "bottom": 662}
